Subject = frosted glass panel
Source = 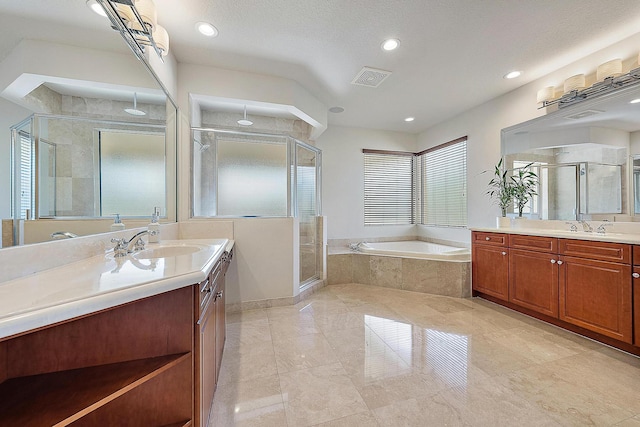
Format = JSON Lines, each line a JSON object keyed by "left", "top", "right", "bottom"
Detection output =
{"left": 38, "top": 140, "right": 56, "bottom": 217}
{"left": 100, "top": 131, "right": 165, "bottom": 216}
{"left": 217, "top": 139, "right": 287, "bottom": 216}
{"left": 539, "top": 165, "right": 577, "bottom": 220}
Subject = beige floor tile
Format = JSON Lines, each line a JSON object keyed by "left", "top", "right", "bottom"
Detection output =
{"left": 313, "top": 411, "right": 380, "bottom": 427}
{"left": 225, "top": 318, "right": 273, "bottom": 348}
{"left": 227, "top": 308, "right": 269, "bottom": 324}
{"left": 273, "top": 332, "right": 339, "bottom": 373}
{"left": 279, "top": 362, "right": 368, "bottom": 426}
{"left": 373, "top": 395, "right": 469, "bottom": 427}
{"left": 210, "top": 374, "right": 286, "bottom": 427}
{"left": 439, "top": 376, "right": 559, "bottom": 426}
{"left": 217, "top": 340, "right": 278, "bottom": 385}
{"left": 218, "top": 284, "right": 640, "bottom": 427}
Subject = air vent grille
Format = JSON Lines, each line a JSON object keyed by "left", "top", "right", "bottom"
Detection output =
{"left": 564, "top": 109, "right": 604, "bottom": 120}
{"left": 351, "top": 67, "right": 392, "bottom": 88}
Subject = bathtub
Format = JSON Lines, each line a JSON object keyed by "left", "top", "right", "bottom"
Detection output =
{"left": 357, "top": 240, "right": 470, "bottom": 261}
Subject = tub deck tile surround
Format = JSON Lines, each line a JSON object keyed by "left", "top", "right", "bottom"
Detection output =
{"left": 212, "top": 283, "right": 640, "bottom": 426}
{"left": 327, "top": 251, "right": 471, "bottom": 298}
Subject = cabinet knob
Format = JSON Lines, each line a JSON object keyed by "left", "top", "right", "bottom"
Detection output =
{"left": 633, "top": 273, "right": 640, "bottom": 279}
{"left": 501, "top": 251, "right": 506, "bottom": 256}
{"left": 485, "top": 237, "right": 490, "bottom": 241}
{"left": 550, "top": 259, "right": 556, "bottom": 264}
{"left": 557, "top": 260, "right": 563, "bottom": 265}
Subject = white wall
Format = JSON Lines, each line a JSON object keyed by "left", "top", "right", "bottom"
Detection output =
{"left": 316, "top": 125, "right": 417, "bottom": 241}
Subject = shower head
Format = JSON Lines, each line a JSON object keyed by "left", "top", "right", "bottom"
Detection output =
{"left": 124, "top": 92, "right": 146, "bottom": 116}
{"left": 194, "top": 139, "right": 210, "bottom": 152}
{"left": 237, "top": 105, "right": 253, "bottom": 126}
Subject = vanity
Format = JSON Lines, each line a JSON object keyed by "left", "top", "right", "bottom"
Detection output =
{"left": 0, "top": 239, "right": 233, "bottom": 426}
{"left": 472, "top": 226, "right": 639, "bottom": 355}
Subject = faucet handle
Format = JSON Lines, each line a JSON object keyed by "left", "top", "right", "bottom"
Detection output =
{"left": 133, "top": 238, "right": 146, "bottom": 252}
{"left": 596, "top": 222, "right": 613, "bottom": 234}
{"left": 111, "top": 238, "right": 128, "bottom": 257}
{"left": 564, "top": 222, "right": 578, "bottom": 232}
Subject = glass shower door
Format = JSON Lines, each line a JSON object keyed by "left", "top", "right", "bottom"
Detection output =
{"left": 296, "top": 142, "right": 321, "bottom": 286}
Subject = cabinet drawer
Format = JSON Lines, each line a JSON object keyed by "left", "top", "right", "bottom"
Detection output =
{"left": 509, "top": 234, "right": 557, "bottom": 253}
{"left": 558, "top": 239, "right": 630, "bottom": 264}
{"left": 472, "top": 231, "right": 507, "bottom": 247}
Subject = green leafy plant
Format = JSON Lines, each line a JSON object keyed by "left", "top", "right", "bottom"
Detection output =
{"left": 486, "top": 158, "right": 514, "bottom": 217}
{"left": 511, "top": 163, "right": 538, "bottom": 217}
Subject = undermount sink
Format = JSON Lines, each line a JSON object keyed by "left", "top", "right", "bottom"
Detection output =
{"left": 133, "top": 244, "right": 206, "bottom": 260}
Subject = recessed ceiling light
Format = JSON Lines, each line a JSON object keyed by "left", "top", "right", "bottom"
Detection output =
{"left": 86, "top": 0, "right": 107, "bottom": 17}
{"left": 404, "top": 117, "right": 415, "bottom": 122}
{"left": 630, "top": 98, "right": 640, "bottom": 104}
{"left": 504, "top": 70, "right": 522, "bottom": 79}
{"left": 381, "top": 38, "right": 400, "bottom": 51}
{"left": 328, "top": 106, "right": 345, "bottom": 113}
{"left": 196, "top": 22, "right": 218, "bottom": 37}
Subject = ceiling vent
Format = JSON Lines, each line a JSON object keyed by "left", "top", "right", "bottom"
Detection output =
{"left": 351, "top": 66, "right": 392, "bottom": 88}
{"left": 564, "top": 109, "right": 604, "bottom": 120}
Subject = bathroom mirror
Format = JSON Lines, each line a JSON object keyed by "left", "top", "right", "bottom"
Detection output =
{"left": 0, "top": 2, "right": 177, "bottom": 246}
{"left": 501, "top": 83, "right": 640, "bottom": 220}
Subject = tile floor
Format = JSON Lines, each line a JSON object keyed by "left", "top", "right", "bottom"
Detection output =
{"left": 211, "top": 283, "right": 640, "bottom": 426}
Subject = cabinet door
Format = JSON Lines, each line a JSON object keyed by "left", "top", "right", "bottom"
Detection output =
{"left": 472, "top": 244, "right": 509, "bottom": 300}
{"left": 215, "top": 275, "right": 226, "bottom": 385}
{"left": 198, "top": 296, "right": 217, "bottom": 427}
{"left": 559, "top": 256, "right": 632, "bottom": 344}
{"left": 509, "top": 249, "right": 558, "bottom": 317}
{"left": 634, "top": 267, "right": 640, "bottom": 346}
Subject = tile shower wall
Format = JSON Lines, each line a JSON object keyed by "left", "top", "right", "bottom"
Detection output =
{"left": 200, "top": 111, "right": 312, "bottom": 143}
{"left": 328, "top": 252, "right": 471, "bottom": 298}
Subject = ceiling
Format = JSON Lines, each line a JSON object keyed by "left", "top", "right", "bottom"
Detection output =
{"left": 2, "top": 1, "right": 640, "bottom": 134}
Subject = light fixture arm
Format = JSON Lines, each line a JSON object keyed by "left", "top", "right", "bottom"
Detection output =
{"left": 95, "top": 0, "right": 165, "bottom": 62}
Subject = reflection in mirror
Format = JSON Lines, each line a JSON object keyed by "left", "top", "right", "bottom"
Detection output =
{"left": 502, "top": 83, "right": 640, "bottom": 221}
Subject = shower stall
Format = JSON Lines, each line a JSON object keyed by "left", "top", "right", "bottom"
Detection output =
{"left": 191, "top": 127, "right": 323, "bottom": 287}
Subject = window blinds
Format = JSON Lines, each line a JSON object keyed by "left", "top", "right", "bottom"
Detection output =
{"left": 420, "top": 139, "right": 467, "bottom": 227}
{"left": 364, "top": 151, "right": 414, "bottom": 225}
{"left": 19, "top": 131, "right": 33, "bottom": 220}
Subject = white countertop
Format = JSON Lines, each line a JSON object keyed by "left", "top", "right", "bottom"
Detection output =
{"left": 471, "top": 227, "right": 640, "bottom": 245}
{"left": 0, "top": 239, "right": 229, "bottom": 340}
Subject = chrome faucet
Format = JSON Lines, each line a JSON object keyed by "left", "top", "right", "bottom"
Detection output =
{"left": 596, "top": 221, "right": 613, "bottom": 234}
{"left": 578, "top": 220, "right": 593, "bottom": 233}
{"left": 51, "top": 231, "right": 78, "bottom": 239}
{"left": 111, "top": 229, "right": 158, "bottom": 257}
{"left": 564, "top": 222, "right": 578, "bottom": 232}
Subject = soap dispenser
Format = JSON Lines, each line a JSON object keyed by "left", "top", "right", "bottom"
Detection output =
{"left": 148, "top": 207, "right": 160, "bottom": 243}
{"left": 110, "top": 214, "right": 125, "bottom": 231}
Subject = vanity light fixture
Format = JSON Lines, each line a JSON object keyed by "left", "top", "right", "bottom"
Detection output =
{"left": 96, "top": 0, "right": 169, "bottom": 61}
{"left": 539, "top": 61, "right": 640, "bottom": 110}
{"left": 87, "top": 0, "right": 107, "bottom": 17}
{"left": 381, "top": 38, "right": 400, "bottom": 51}
{"left": 404, "top": 117, "right": 415, "bottom": 122}
{"left": 237, "top": 105, "right": 253, "bottom": 126}
{"left": 196, "top": 22, "right": 218, "bottom": 37}
{"left": 504, "top": 70, "right": 522, "bottom": 79}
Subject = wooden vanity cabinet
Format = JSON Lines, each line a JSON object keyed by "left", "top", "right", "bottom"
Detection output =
{"left": 0, "top": 287, "right": 194, "bottom": 426}
{"left": 508, "top": 235, "right": 559, "bottom": 318}
{"left": 471, "top": 232, "right": 509, "bottom": 300}
{"left": 558, "top": 240, "right": 632, "bottom": 344}
{"left": 633, "top": 245, "right": 640, "bottom": 346}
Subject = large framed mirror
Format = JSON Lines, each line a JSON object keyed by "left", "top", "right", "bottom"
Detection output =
{"left": 501, "top": 83, "right": 640, "bottom": 221}
{"left": 0, "top": 2, "right": 177, "bottom": 246}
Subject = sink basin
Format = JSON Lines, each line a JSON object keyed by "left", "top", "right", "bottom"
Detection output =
{"left": 133, "top": 244, "right": 205, "bottom": 260}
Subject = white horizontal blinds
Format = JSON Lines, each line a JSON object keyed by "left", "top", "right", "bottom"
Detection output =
{"left": 19, "top": 131, "right": 33, "bottom": 220}
{"left": 421, "top": 138, "right": 467, "bottom": 227}
{"left": 364, "top": 150, "right": 414, "bottom": 225}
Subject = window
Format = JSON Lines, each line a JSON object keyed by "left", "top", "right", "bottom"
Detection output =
{"left": 419, "top": 137, "right": 467, "bottom": 227}
{"left": 364, "top": 150, "right": 414, "bottom": 225}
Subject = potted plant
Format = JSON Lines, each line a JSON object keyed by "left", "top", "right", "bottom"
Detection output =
{"left": 486, "top": 158, "right": 514, "bottom": 217}
{"left": 511, "top": 163, "right": 538, "bottom": 217}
